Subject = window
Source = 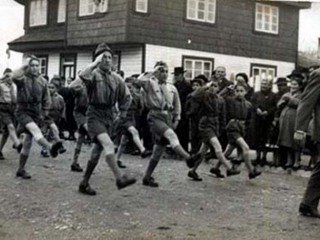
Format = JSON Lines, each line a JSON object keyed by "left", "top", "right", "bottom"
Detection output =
{"left": 187, "top": 0, "right": 216, "bottom": 24}
{"left": 255, "top": 3, "right": 279, "bottom": 34}
{"left": 250, "top": 64, "right": 277, "bottom": 91}
{"left": 58, "top": 0, "right": 66, "bottom": 23}
{"left": 29, "top": 0, "right": 47, "bottom": 27}
{"left": 183, "top": 56, "right": 214, "bottom": 81}
{"left": 36, "top": 55, "right": 48, "bottom": 76}
{"left": 79, "top": 0, "right": 108, "bottom": 17}
{"left": 60, "top": 54, "right": 77, "bottom": 79}
{"left": 136, "top": 0, "right": 148, "bottom": 13}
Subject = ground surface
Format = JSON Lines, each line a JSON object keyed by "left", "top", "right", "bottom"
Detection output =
{"left": 0, "top": 140, "right": 320, "bottom": 240}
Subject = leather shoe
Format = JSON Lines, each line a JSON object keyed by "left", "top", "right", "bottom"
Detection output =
{"left": 209, "top": 168, "right": 225, "bottom": 178}
{"left": 79, "top": 183, "right": 96, "bottom": 195}
{"left": 249, "top": 168, "right": 262, "bottom": 179}
{"left": 299, "top": 203, "right": 320, "bottom": 218}
{"left": 141, "top": 150, "right": 152, "bottom": 159}
{"left": 188, "top": 171, "right": 202, "bottom": 181}
{"left": 116, "top": 175, "right": 136, "bottom": 190}
{"left": 50, "top": 142, "right": 63, "bottom": 158}
{"left": 16, "top": 170, "right": 31, "bottom": 179}
{"left": 117, "top": 160, "right": 127, "bottom": 169}
{"left": 71, "top": 163, "right": 83, "bottom": 172}
{"left": 142, "top": 177, "right": 159, "bottom": 187}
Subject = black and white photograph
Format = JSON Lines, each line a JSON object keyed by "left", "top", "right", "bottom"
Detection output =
{"left": 1, "top": 0, "right": 320, "bottom": 239}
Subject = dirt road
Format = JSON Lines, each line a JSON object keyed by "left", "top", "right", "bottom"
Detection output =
{"left": 0, "top": 141, "right": 319, "bottom": 240}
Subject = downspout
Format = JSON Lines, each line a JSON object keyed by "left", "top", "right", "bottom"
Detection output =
{"left": 64, "top": 0, "right": 69, "bottom": 50}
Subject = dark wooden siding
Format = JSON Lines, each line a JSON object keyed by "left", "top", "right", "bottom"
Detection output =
{"left": 127, "top": 0, "right": 300, "bottom": 62}
{"left": 66, "top": 0, "right": 128, "bottom": 46}
{"left": 24, "top": 0, "right": 65, "bottom": 42}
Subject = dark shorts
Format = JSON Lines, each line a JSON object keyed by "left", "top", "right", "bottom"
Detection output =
{"left": 199, "top": 116, "right": 219, "bottom": 144}
{"left": 74, "top": 111, "right": 88, "bottom": 135}
{"left": 16, "top": 108, "right": 42, "bottom": 135}
{"left": 226, "top": 120, "right": 245, "bottom": 146}
{"left": 147, "top": 111, "right": 173, "bottom": 146}
{"left": 0, "top": 104, "right": 15, "bottom": 125}
{"left": 86, "top": 106, "right": 113, "bottom": 142}
{"left": 74, "top": 111, "right": 87, "bottom": 128}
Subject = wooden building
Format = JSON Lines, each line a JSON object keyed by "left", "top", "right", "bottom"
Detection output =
{"left": 9, "top": 0, "right": 310, "bottom": 89}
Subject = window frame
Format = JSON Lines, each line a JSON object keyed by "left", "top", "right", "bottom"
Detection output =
{"left": 59, "top": 53, "right": 77, "bottom": 80}
{"left": 36, "top": 55, "right": 48, "bottom": 76}
{"left": 78, "top": 0, "right": 109, "bottom": 18}
{"left": 135, "top": 0, "right": 148, "bottom": 13}
{"left": 29, "top": 0, "right": 48, "bottom": 27}
{"left": 186, "top": 0, "right": 216, "bottom": 24}
{"left": 254, "top": 3, "right": 279, "bottom": 35}
{"left": 250, "top": 63, "right": 277, "bottom": 91}
{"left": 57, "top": 0, "right": 67, "bottom": 23}
{"left": 182, "top": 55, "right": 214, "bottom": 81}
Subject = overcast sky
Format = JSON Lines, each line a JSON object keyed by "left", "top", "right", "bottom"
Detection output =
{"left": 0, "top": 0, "right": 319, "bottom": 74}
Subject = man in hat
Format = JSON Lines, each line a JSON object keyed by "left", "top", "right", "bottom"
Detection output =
{"left": 0, "top": 68, "right": 22, "bottom": 160}
{"left": 77, "top": 42, "right": 136, "bottom": 195}
{"left": 173, "top": 67, "right": 192, "bottom": 153}
{"left": 12, "top": 56, "right": 64, "bottom": 179}
{"left": 294, "top": 68, "right": 320, "bottom": 218}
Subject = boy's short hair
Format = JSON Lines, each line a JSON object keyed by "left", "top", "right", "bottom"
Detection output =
{"left": 125, "top": 77, "right": 135, "bottom": 83}
{"left": 28, "top": 55, "right": 40, "bottom": 64}
{"left": 236, "top": 82, "right": 248, "bottom": 91}
{"left": 154, "top": 61, "right": 168, "bottom": 68}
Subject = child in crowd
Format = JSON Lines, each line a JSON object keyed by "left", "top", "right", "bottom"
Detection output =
{"left": 188, "top": 81, "right": 239, "bottom": 181}
{"left": 115, "top": 77, "right": 152, "bottom": 167}
{"left": 211, "top": 83, "right": 261, "bottom": 179}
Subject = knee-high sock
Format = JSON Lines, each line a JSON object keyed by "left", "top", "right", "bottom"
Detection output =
{"left": 0, "top": 130, "right": 9, "bottom": 151}
{"left": 18, "top": 154, "right": 28, "bottom": 172}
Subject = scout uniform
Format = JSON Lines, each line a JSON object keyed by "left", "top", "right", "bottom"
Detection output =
{"left": 79, "top": 68, "right": 131, "bottom": 142}
{"left": 225, "top": 96, "right": 251, "bottom": 146}
{"left": 0, "top": 78, "right": 16, "bottom": 126}
{"left": 137, "top": 74, "right": 181, "bottom": 146}
{"left": 12, "top": 67, "right": 51, "bottom": 134}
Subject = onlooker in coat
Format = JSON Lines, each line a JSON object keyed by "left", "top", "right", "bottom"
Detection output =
{"left": 249, "top": 78, "right": 277, "bottom": 166}
{"left": 270, "top": 77, "right": 291, "bottom": 167}
{"left": 173, "top": 67, "right": 192, "bottom": 152}
{"left": 277, "top": 76, "right": 303, "bottom": 170}
{"left": 294, "top": 67, "right": 320, "bottom": 218}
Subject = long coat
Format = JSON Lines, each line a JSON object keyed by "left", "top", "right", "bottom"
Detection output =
{"left": 296, "top": 68, "right": 320, "bottom": 142}
{"left": 277, "top": 91, "right": 302, "bottom": 148}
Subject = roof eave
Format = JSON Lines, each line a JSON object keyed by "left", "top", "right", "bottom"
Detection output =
{"left": 14, "top": 0, "right": 26, "bottom": 5}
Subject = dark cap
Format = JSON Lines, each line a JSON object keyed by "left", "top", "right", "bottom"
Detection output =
{"left": 274, "top": 77, "right": 289, "bottom": 85}
{"left": 94, "top": 42, "right": 113, "bottom": 59}
{"left": 3, "top": 68, "right": 12, "bottom": 75}
{"left": 172, "top": 67, "right": 186, "bottom": 76}
{"left": 191, "top": 78, "right": 205, "bottom": 86}
{"left": 194, "top": 74, "right": 209, "bottom": 83}
{"left": 287, "top": 69, "right": 304, "bottom": 80}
